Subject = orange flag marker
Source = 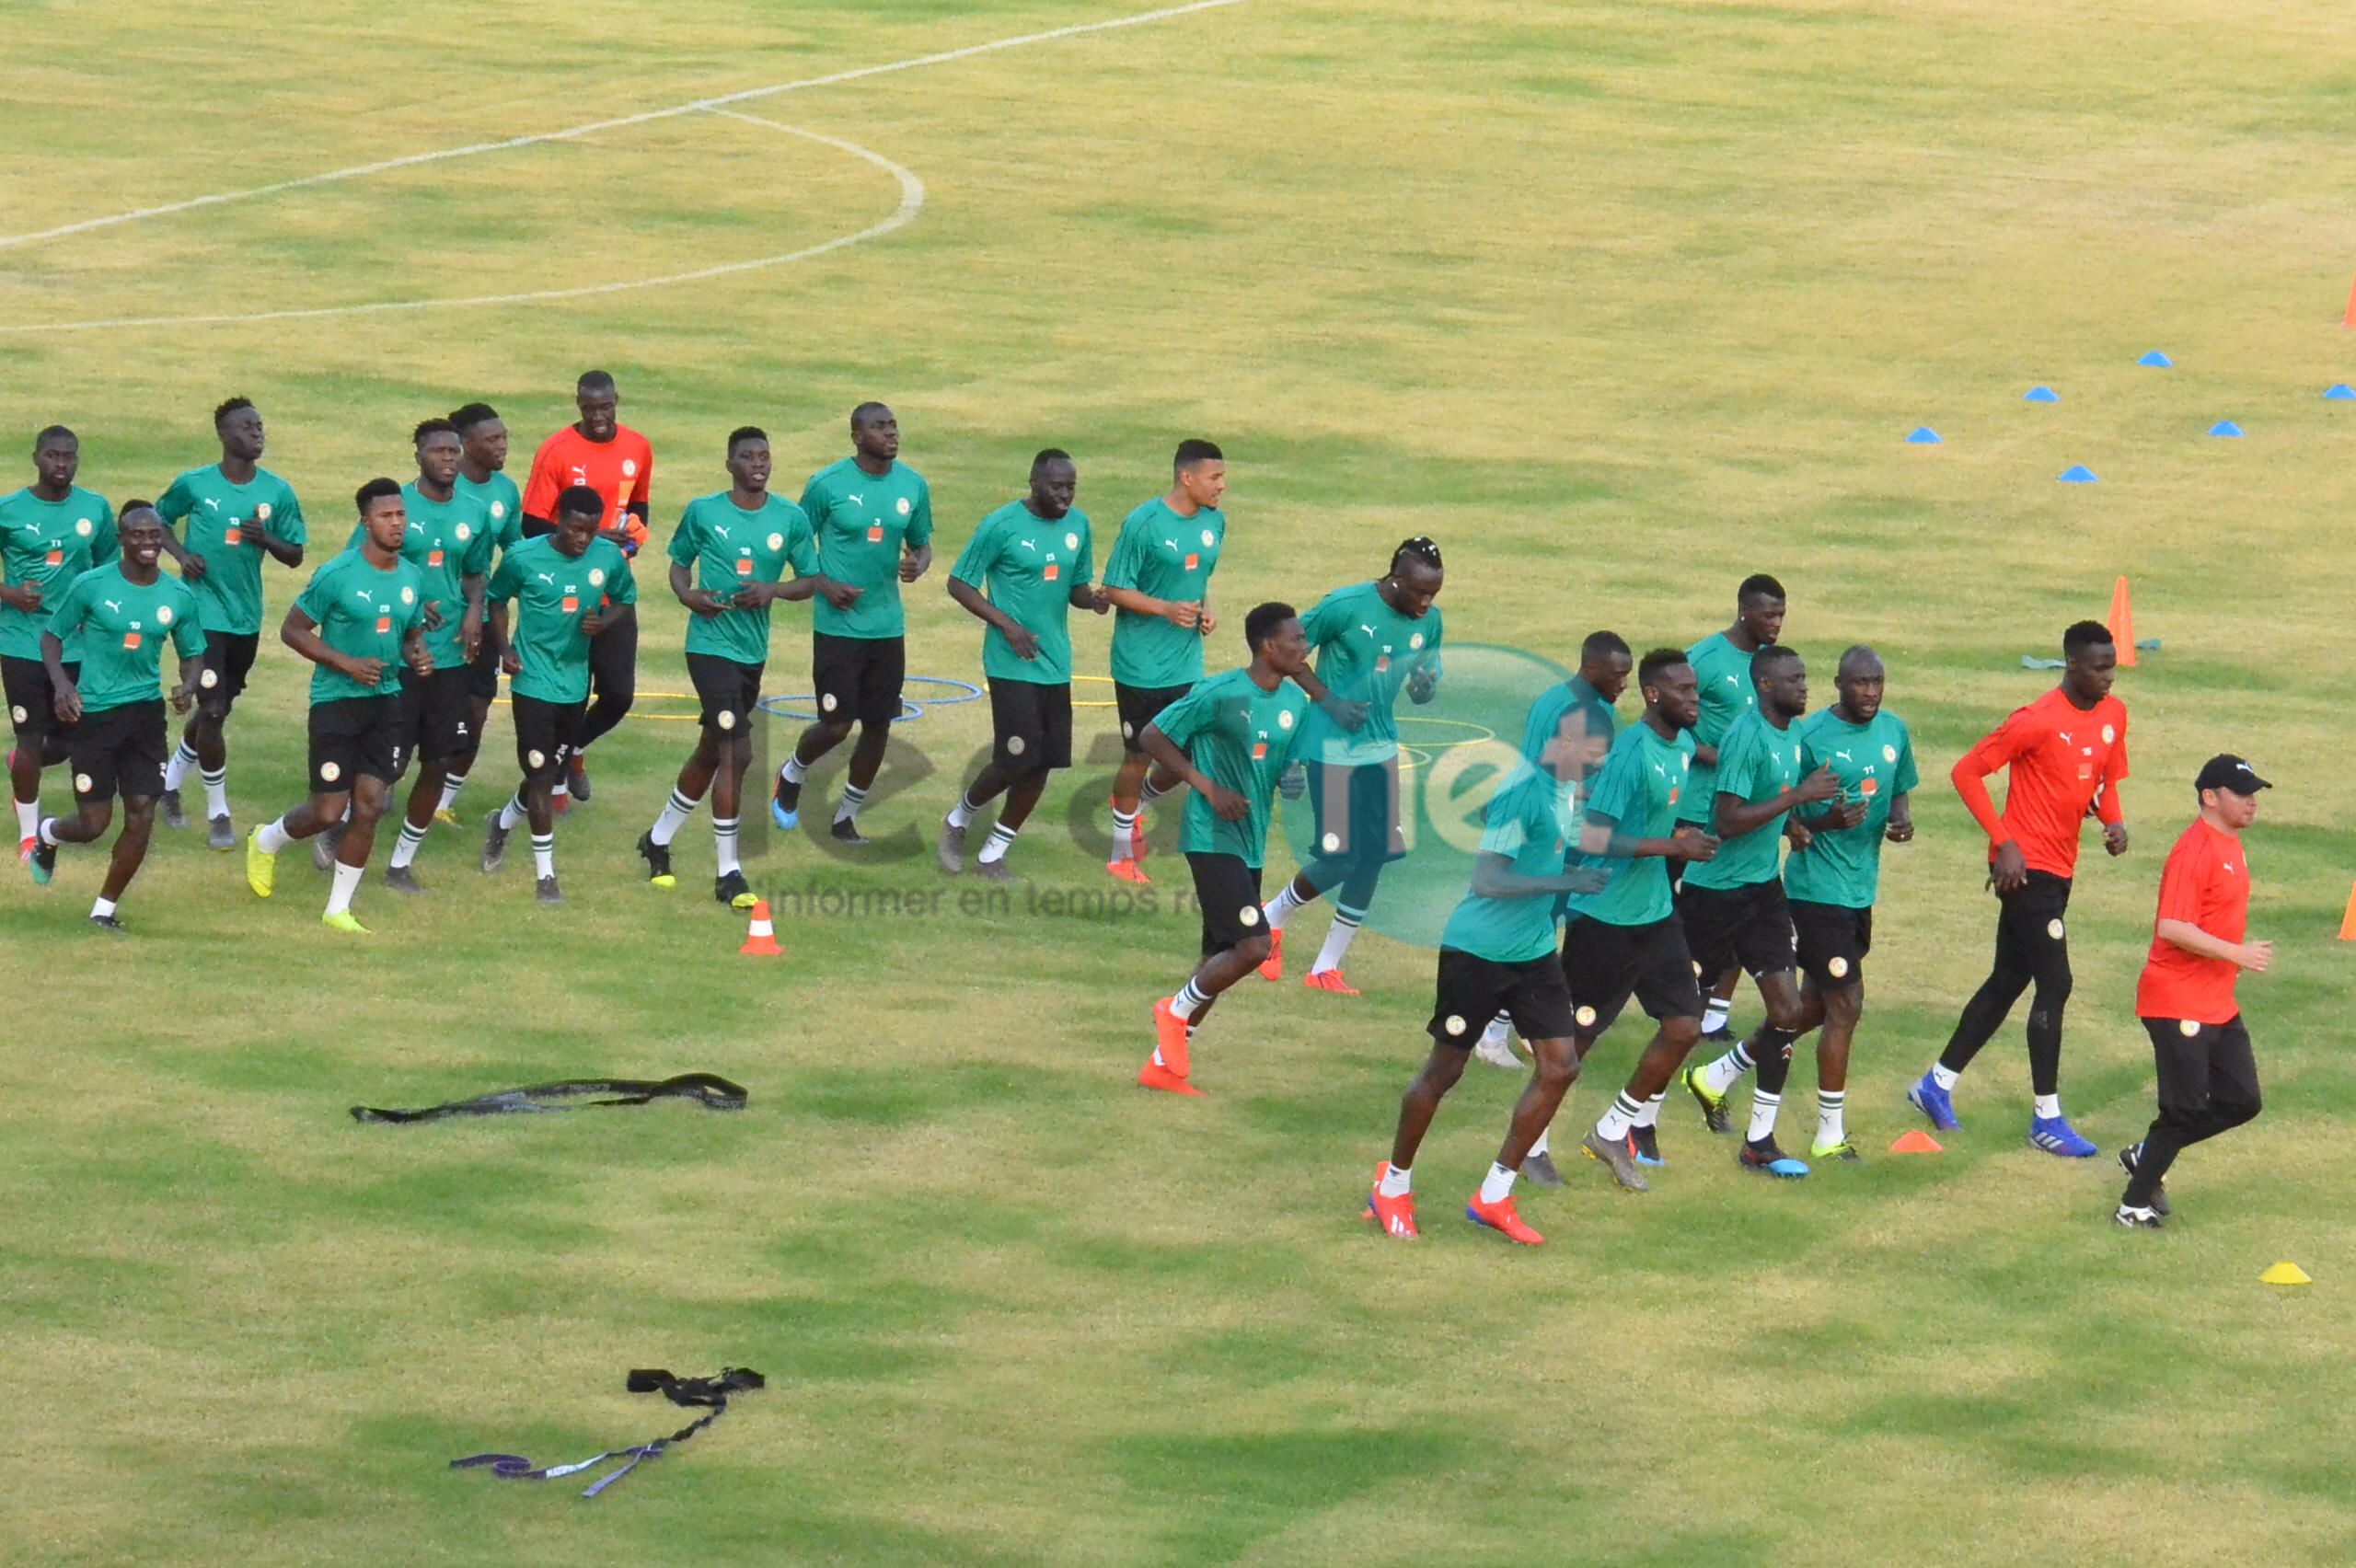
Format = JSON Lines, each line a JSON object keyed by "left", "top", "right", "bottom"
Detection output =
{"left": 2108, "top": 576, "right": 2136, "bottom": 667}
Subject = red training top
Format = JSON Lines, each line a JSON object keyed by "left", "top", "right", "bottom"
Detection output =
{"left": 521, "top": 423, "right": 653, "bottom": 553}
{"left": 2136, "top": 817, "right": 2250, "bottom": 1024}
{"left": 1950, "top": 686, "right": 2128, "bottom": 878}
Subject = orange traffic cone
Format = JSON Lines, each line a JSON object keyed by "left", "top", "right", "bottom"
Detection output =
{"left": 2108, "top": 576, "right": 2136, "bottom": 667}
{"left": 2338, "top": 882, "right": 2356, "bottom": 941}
{"left": 739, "top": 898, "right": 781, "bottom": 956}
{"left": 2343, "top": 269, "right": 2356, "bottom": 328}
{"left": 1888, "top": 1129, "right": 1944, "bottom": 1154}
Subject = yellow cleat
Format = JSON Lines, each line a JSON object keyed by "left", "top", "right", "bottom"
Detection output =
{"left": 433, "top": 808, "right": 459, "bottom": 826}
{"left": 246, "top": 828, "right": 276, "bottom": 898}
{"left": 321, "top": 910, "right": 370, "bottom": 935}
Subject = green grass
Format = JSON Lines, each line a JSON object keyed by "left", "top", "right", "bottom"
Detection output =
{"left": 6, "top": 1, "right": 2356, "bottom": 1562}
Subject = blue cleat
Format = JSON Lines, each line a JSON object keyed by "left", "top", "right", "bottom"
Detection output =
{"left": 770, "top": 774, "right": 802, "bottom": 833}
{"left": 1907, "top": 1071, "right": 1959, "bottom": 1132}
{"left": 2028, "top": 1114, "right": 2097, "bottom": 1158}
{"left": 1631, "top": 1124, "right": 1667, "bottom": 1168}
{"left": 1738, "top": 1138, "right": 1809, "bottom": 1178}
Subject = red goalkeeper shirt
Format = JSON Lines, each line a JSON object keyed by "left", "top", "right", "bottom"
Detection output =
{"left": 522, "top": 423, "right": 653, "bottom": 553}
{"left": 1950, "top": 686, "right": 2128, "bottom": 878}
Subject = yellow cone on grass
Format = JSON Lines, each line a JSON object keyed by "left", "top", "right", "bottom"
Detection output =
{"left": 2258, "top": 1262, "right": 2311, "bottom": 1286}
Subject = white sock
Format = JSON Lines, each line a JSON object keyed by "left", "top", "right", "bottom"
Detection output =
{"left": 948, "top": 790, "right": 979, "bottom": 830}
{"left": 780, "top": 754, "right": 808, "bottom": 785}
{"left": 1816, "top": 1090, "right": 1846, "bottom": 1148}
{"left": 650, "top": 787, "right": 698, "bottom": 847}
{"left": 1530, "top": 1124, "right": 1551, "bottom": 1159}
{"left": 499, "top": 794, "right": 524, "bottom": 832}
{"left": 713, "top": 816, "right": 741, "bottom": 875}
{"left": 1634, "top": 1091, "right": 1667, "bottom": 1129}
{"left": 1378, "top": 1162, "right": 1412, "bottom": 1197}
{"left": 1698, "top": 1041, "right": 1754, "bottom": 1097}
{"left": 1138, "top": 776, "right": 1171, "bottom": 808}
{"left": 2034, "top": 1092, "right": 2062, "bottom": 1120}
{"left": 1702, "top": 997, "right": 1730, "bottom": 1034}
{"left": 1110, "top": 805, "right": 1137, "bottom": 857}
{"left": 436, "top": 771, "right": 467, "bottom": 813}
{"left": 1174, "top": 977, "right": 1211, "bottom": 1022}
{"left": 1478, "top": 1012, "right": 1511, "bottom": 1051}
{"left": 201, "top": 767, "right": 228, "bottom": 820}
{"left": 325, "top": 859, "right": 363, "bottom": 917}
{"left": 1747, "top": 1090, "right": 1782, "bottom": 1143}
{"left": 836, "top": 784, "right": 868, "bottom": 824}
{"left": 531, "top": 833, "right": 555, "bottom": 879}
{"left": 1264, "top": 881, "right": 1309, "bottom": 932}
{"left": 256, "top": 816, "right": 293, "bottom": 855}
{"left": 1479, "top": 1161, "right": 1516, "bottom": 1205}
{"left": 1596, "top": 1090, "right": 1643, "bottom": 1142}
{"left": 1931, "top": 1063, "right": 1960, "bottom": 1092}
{"left": 37, "top": 815, "right": 58, "bottom": 847}
{"left": 164, "top": 740, "right": 196, "bottom": 791}
{"left": 13, "top": 795, "right": 36, "bottom": 839}
{"left": 90, "top": 895, "right": 116, "bottom": 919}
{"left": 978, "top": 823, "right": 1017, "bottom": 865}
{"left": 389, "top": 821, "right": 426, "bottom": 870}
{"left": 1311, "top": 905, "right": 1364, "bottom": 974}
{"left": 551, "top": 778, "right": 570, "bottom": 801}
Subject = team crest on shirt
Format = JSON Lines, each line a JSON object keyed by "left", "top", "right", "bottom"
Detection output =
{"left": 1199, "top": 528, "right": 1214, "bottom": 548}
{"left": 767, "top": 533, "right": 785, "bottom": 551}
{"left": 896, "top": 497, "right": 912, "bottom": 516}
{"left": 2101, "top": 723, "right": 2116, "bottom": 744}
{"left": 400, "top": 586, "right": 416, "bottom": 605}
{"left": 456, "top": 524, "right": 471, "bottom": 542}
{"left": 75, "top": 518, "right": 91, "bottom": 536}
{"left": 1883, "top": 744, "right": 1898, "bottom": 763}
{"left": 491, "top": 502, "right": 506, "bottom": 519}
{"left": 1409, "top": 632, "right": 1424, "bottom": 650}
{"left": 621, "top": 460, "right": 639, "bottom": 478}
{"left": 1277, "top": 709, "right": 1294, "bottom": 729}
{"left": 255, "top": 502, "right": 272, "bottom": 524}
{"left": 1065, "top": 532, "right": 1079, "bottom": 550}
{"left": 156, "top": 605, "right": 173, "bottom": 625}
{"left": 588, "top": 569, "right": 606, "bottom": 588}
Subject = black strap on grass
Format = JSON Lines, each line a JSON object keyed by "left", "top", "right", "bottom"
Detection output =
{"left": 351, "top": 1073, "right": 747, "bottom": 1124}
{"left": 452, "top": 1366, "right": 765, "bottom": 1499}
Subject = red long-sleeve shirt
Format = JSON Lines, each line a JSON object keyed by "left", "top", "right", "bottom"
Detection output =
{"left": 1950, "top": 686, "right": 2128, "bottom": 878}
{"left": 522, "top": 423, "right": 653, "bottom": 553}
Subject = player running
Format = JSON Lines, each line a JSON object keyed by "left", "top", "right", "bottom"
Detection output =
{"left": 27, "top": 503, "right": 207, "bottom": 931}
{"left": 1258, "top": 539, "right": 1447, "bottom": 995}
{"left": 1132, "top": 603, "right": 1312, "bottom": 1096}
{"left": 2117, "top": 755, "right": 2272, "bottom": 1229}
{"left": 244, "top": 479, "right": 432, "bottom": 933}
{"left": 433, "top": 403, "right": 525, "bottom": 825}
{"left": 3, "top": 427, "right": 116, "bottom": 860}
{"left": 480, "top": 487, "right": 637, "bottom": 904}
{"left": 938, "top": 449, "right": 1104, "bottom": 883}
{"left": 1909, "top": 620, "right": 2128, "bottom": 1156}
{"left": 639, "top": 428, "right": 834, "bottom": 908}
{"left": 1364, "top": 701, "right": 1612, "bottom": 1246}
{"left": 1680, "top": 575, "right": 1786, "bottom": 1042}
{"left": 1562, "top": 650, "right": 1721, "bottom": 1193}
{"left": 156, "top": 397, "right": 307, "bottom": 849}
{"left": 1672, "top": 646, "right": 1842, "bottom": 1177}
{"left": 520, "top": 370, "right": 652, "bottom": 808}
{"left": 770, "top": 402, "right": 933, "bottom": 846}
{"left": 1101, "top": 440, "right": 1227, "bottom": 883}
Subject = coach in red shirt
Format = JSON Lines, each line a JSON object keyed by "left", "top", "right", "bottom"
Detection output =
{"left": 521, "top": 369, "right": 652, "bottom": 801}
{"left": 2114, "top": 755, "right": 2272, "bottom": 1228}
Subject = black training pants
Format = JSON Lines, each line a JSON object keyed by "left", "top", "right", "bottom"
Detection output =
{"left": 578, "top": 616, "right": 638, "bottom": 751}
{"left": 1938, "top": 870, "right": 2073, "bottom": 1095}
{"left": 2123, "top": 1015, "right": 2260, "bottom": 1206}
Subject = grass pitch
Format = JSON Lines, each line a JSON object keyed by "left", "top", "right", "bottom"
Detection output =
{"left": 4, "top": 2, "right": 2355, "bottom": 1563}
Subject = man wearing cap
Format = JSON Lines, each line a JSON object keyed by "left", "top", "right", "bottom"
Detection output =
{"left": 2115, "top": 755, "right": 2272, "bottom": 1228}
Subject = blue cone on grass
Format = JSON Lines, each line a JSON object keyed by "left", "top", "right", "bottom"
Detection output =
{"left": 2138, "top": 351, "right": 2172, "bottom": 368}
{"left": 2023, "top": 386, "right": 2060, "bottom": 403}
{"left": 2058, "top": 465, "right": 2098, "bottom": 483}
{"left": 2327, "top": 384, "right": 2355, "bottom": 401}
{"left": 1905, "top": 427, "right": 1941, "bottom": 444}
{"left": 2209, "top": 421, "right": 2243, "bottom": 437}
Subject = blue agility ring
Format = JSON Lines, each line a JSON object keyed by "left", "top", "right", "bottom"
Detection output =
{"left": 904, "top": 674, "right": 984, "bottom": 707}
{"left": 754, "top": 676, "right": 979, "bottom": 725}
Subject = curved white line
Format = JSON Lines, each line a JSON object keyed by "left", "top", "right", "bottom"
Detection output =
{"left": 0, "top": 0, "right": 1242, "bottom": 254}
{"left": 0, "top": 114, "right": 923, "bottom": 335}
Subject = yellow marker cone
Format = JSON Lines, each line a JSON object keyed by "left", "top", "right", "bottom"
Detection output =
{"left": 2258, "top": 1262, "right": 2311, "bottom": 1286}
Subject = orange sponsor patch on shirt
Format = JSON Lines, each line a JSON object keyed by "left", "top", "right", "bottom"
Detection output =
{"left": 866, "top": 525, "right": 884, "bottom": 543}
{"left": 1043, "top": 562, "right": 1060, "bottom": 582}
{"left": 375, "top": 616, "right": 392, "bottom": 634}
{"left": 1860, "top": 776, "right": 1879, "bottom": 797}
{"left": 734, "top": 557, "right": 753, "bottom": 577}
{"left": 1668, "top": 787, "right": 1680, "bottom": 806}
{"left": 561, "top": 596, "right": 580, "bottom": 614}
{"left": 121, "top": 630, "right": 141, "bottom": 650}
{"left": 43, "top": 548, "right": 63, "bottom": 566}
{"left": 1252, "top": 742, "right": 1267, "bottom": 759}
{"left": 1184, "top": 552, "right": 1198, "bottom": 570}
{"left": 224, "top": 527, "right": 243, "bottom": 546}
{"left": 426, "top": 548, "right": 445, "bottom": 568}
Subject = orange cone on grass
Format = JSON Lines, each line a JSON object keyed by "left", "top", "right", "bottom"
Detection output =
{"left": 2339, "top": 882, "right": 2356, "bottom": 941}
{"left": 1889, "top": 1129, "right": 1943, "bottom": 1154}
{"left": 2108, "top": 576, "right": 2136, "bottom": 667}
{"left": 739, "top": 898, "right": 781, "bottom": 957}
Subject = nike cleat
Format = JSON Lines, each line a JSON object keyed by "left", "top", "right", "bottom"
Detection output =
{"left": 311, "top": 822, "right": 342, "bottom": 872}
{"left": 207, "top": 813, "right": 237, "bottom": 852}
{"left": 159, "top": 788, "right": 188, "bottom": 830}
{"left": 480, "top": 811, "right": 510, "bottom": 874}
{"left": 1701, "top": 1023, "right": 1737, "bottom": 1044}
{"left": 1151, "top": 997, "right": 1192, "bottom": 1078}
{"left": 715, "top": 869, "right": 756, "bottom": 909}
{"left": 1104, "top": 857, "right": 1150, "bottom": 885}
{"left": 433, "top": 807, "right": 458, "bottom": 826}
{"left": 1632, "top": 1124, "right": 1666, "bottom": 1168}
{"left": 320, "top": 910, "right": 370, "bottom": 935}
{"left": 1908, "top": 1072, "right": 1960, "bottom": 1132}
{"left": 2119, "top": 1142, "right": 2170, "bottom": 1217}
{"left": 86, "top": 912, "right": 127, "bottom": 937}
{"left": 383, "top": 865, "right": 425, "bottom": 895}
{"left": 936, "top": 820, "right": 966, "bottom": 874}
{"left": 1365, "top": 1164, "right": 1417, "bottom": 1238}
{"left": 1256, "top": 928, "right": 1284, "bottom": 982}
{"left": 1579, "top": 1128, "right": 1650, "bottom": 1193}
{"left": 1302, "top": 968, "right": 1359, "bottom": 997}
{"left": 535, "top": 874, "right": 563, "bottom": 905}
{"left": 244, "top": 828, "right": 276, "bottom": 898}
{"left": 637, "top": 830, "right": 676, "bottom": 888}
{"left": 973, "top": 856, "right": 1018, "bottom": 885}
{"left": 1683, "top": 1065, "right": 1732, "bottom": 1135}
{"left": 1810, "top": 1139, "right": 1862, "bottom": 1162}
{"left": 769, "top": 775, "right": 801, "bottom": 832}
{"left": 1465, "top": 1193, "right": 1544, "bottom": 1246}
{"left": 567, "top": 757, "right": 591, "bottom": 802}
{"left": 1520, "top": 1150, "right": 1564, "bottom": 1188}
{"left": 28, "top": 836, "right": 55, "bottom": 886}
{"left": 2029, "top": 1114, "right": 2097, "bottom": 1159}
{"left": 2113, "top": 1205, "right": 2165, "bottom": 1230}
{"left": 829, "top": 817, "right": 870, "bottom": 847}
{"left": 17, "top": 836, "right": 34, "bottom": 865}
{"left": 1138, "top": 1057, "right": 1202, "bottom": 1097}
{"left": 1472, "top": 1017, "right": 1522, "bottom": 1070}
{"left": 1738, "top": 1138, "right": 1809, "bottom": 1178}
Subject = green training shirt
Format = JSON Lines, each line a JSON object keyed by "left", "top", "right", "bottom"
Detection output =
{"left": 1679, "top": 629, "right": 1758, "bottom": 823}
{"left": 1566, "top": 721, "right": 1695, "bottom": 928}
{"left": 485, "top": 535, "right": 637, "bottom": 705}
{"left": 1150, "top": 665, "right": 1309, "bottom": 868}
{"left": 0, "top": 486, "right": 117, "bottom": 661}
{"left": 1103, "top": 497, "right": 1225, "bottom": 688}
{"left": 294, "top": 548, "right": 429, "bottom": 704}
{"left": 155, "top": 464, "right": 308, "bottom": 636}
{"left": 667, "top": 491, "right": 820, "bottom": 665}
{"left": 949, "top": 500, "right": 1093, "bottom": 686}
{"left": 800, "top": 456, "right": 932, "bottom": 640}
{"left": 1294, "top": 580, "right": 1444, "bottom": 767}
{"left": 456, "top": 469, "right": 525, "bottom": 556}
{"left": 1440, "top": 768, "right": 1578, "bottom": 964}
{"left": 1785, "top": 707, "right": 1919, "bottom": 908}
{"left": 341, "top": 484, "right": 492, "bottom": 670}
{"left": 42, "top": 563, "right": 205, "bottom": 714}
{"left": 1683, "top": 707, "right": 1802, "bottom": 892}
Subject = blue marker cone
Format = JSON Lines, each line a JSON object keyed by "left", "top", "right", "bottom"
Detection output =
{"left": 1905, "top": 427, "right": 1941, "bottom": 444}
{"left": 2327, "top": 384, "right": 2356, "bottom": 401}
{"left": 2138, "top": 351, "right": 2173, "bottom": 368}
{"left": 2058, "top": 465, "right": 2099, "bottom": 483}
{"left": 2023, "top": 386, "right": 2060, "bottom": 403}
{"left": 2209, "top": 421, "right": 2243, "bottom": 437}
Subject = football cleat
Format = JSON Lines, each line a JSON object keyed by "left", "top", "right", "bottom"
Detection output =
{"left": 1738, "top": 1138, "right": 1809, "bottom": 1178}
{"left": 1364, "top": 1164, "right": 1417, "bottom": 1238}
{"left": 1152, "top": 997, "right": 1192, "bottom": 1078}
{"left": 2029, "top": 1114, "right": 2097, "bottom": 1159}
{"left": 2118, "top": 1142, "right": 2171, "bottom": 1217}
{"left": 320, "top": 910, "right": 370, "bottom": 935}
{"left": 1579, "top": 1128, "right": 1650, "bottom": 1193}
{"left": 637, "top": 830, "right": 676, "bottom": 888}
{"left": 715, "top": 869, "right": 756, "bottom": 909}
{"left": 1465, "top": 1193, "right": 1543, "bottom": 1246}
{"left": 1907, "top": 1071, "right": 1960, "bottom": 1132}
{"left": 244, "top": 828, "right": 276, "bottom": 898}
{"left": 1302, "top": 969, "right": 1359, "bottom": 997}
{"left": 1683, "top": 1064, "right": 1732, "bottom": 1135}
{"left": 1256, "top": 928, "right": 1285, "bottom": 982}
{"left": 1137, "top": 1057, "right": 1201, "bottom": 1097}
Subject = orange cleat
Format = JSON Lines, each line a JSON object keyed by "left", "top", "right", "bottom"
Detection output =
{"left": 1152, "top": 997, "right": 1192, "bottom": 1078}
{"left": 1106, "top": 858, "right": 1151, "bottom": 885}
{"left": 1465, "top": 1192, "right": 1543, "bottom": 1245}
{"left": 1256, "top": 928, "right": 1285, "bottom": 982}
{"left": 17, "top": 836, "right": 33, "bottom": 865}
{"left": 1364, "top": 1163, "right": 1417, "bottom": 1238}
{"left": 1302, "top": 968, "right": 1359, "bottom": 997}
{"left": 1132, "top": 808, "right": 1151, "bottom": 863}
{"left": 1138, "top": 1057, "right": 1202, "bottom": 1096}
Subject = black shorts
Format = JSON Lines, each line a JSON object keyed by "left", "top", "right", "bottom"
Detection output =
{"left": 687, "top": 652, "right": 763, "bottom": 739}
{"left": 396, "top": 666, "right": 473, "bottom": 767}
{"left": 1560, "top": 913, "right": 1705, "bottom": 1038}
{"left": 1430, "top": 947, "right": 1577, "bottom": 1047}
{"left": 4, "top": 654, "right": 76, "bottom": 743}
{"left": 68, "top": 698, "right": 167, "bottom": 803}
{"left": 512, "top": 693, "right": 587, "bottom": 785}
{"left": 1996, "top": 869, "right": 2073, "bottom": 962}
{"left": 988, "top": 678, "right": 1072, "bottom": 772}
{"left": 1186, "top": 851, "right": 1266, "bottom": 957}
{"left": 812, "top": 631, "right": 903, "bottom": 728}
{"left": 1116, "top": 681, "right": 1193, "bottom": 755}
{"left": 1677, "top": 876, "right": 1796, "bottom": 980}
{"left": 1304, "top": 756, "right": 1406, "bottom": 868}
{"left": 198, "top": 629, "right": 260, "bottom": 718}
{"left": 308, "top": 695, "right": 403, "bottom": 793}
{"left": 466, "top": 636, "right": 503, "bottom": 703}
{"left": 1790, "top": 899, "right": 1872, "bottom": 990}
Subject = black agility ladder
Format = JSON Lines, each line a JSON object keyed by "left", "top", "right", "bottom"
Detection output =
{"left": 351, "top": 1073, "right": 747, "bottom": 1124}
{"left": 452, "top": 1366, "right": 766, "bottom": 1498}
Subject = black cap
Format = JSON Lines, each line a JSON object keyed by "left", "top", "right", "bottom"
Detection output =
{"left": 2195, "top": 755, "right": 2270, "bottom": 796}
